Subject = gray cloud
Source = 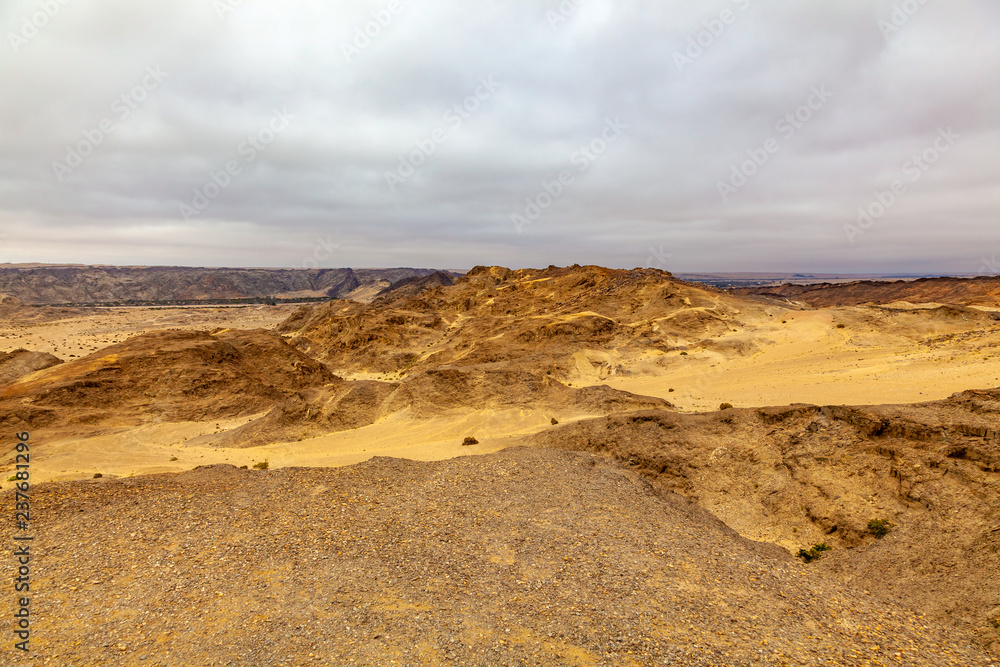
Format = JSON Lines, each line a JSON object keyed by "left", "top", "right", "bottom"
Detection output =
{"left": 1, "top": 0, "right": 998, "bottom": 272}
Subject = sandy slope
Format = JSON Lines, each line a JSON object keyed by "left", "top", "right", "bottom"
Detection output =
{"left": 604, "top": 309, "right": 1000, "bottom": 411}
{"left": 24, "top": 408, "right": 585, "bottom": 484}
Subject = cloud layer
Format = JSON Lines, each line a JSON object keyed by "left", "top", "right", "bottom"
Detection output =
{"left": 1, "top": 0, "right": 998, "bottom": 272}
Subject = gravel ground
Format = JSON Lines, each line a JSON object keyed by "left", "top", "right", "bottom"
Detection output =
{"left": 2, "top": 447, "right": 993, "bottom": 666}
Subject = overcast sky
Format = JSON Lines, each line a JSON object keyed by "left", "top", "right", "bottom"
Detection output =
{"left": 1, "top": 0, "right": 998, "bottom": 273}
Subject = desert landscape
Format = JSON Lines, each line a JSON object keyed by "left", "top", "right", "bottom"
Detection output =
{"left": 1, "top": 264, "right": 999, "bottom": 664}
{"left": 5, "top": 1, "right": 999, "bottom": 663}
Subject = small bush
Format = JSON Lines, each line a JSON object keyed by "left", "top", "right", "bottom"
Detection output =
{"left": 170, "top": 456, "right": 178, "bottom": 462}
{"left": 868, "top": 518, "right": 894, "bottom": 539}
{"left": 719, "top": 403, "right": 734, "bottom": 410}
{"left": 462, "top": 436, "right": 479, "bottom": 446}
{"left": 668, "top": 388, "right": 675, "bottom": 393}
{"left": 6, "top": 475, "right": 16, "bottom": 482}
{"left": 253, "top": 460, "right": 269, "bottom": 470}
{"left": 239, "top": 465, "right": 248, "bottom": 469}
{"left": 836, "top": 323, "right": 846, "bottom": 329}
{"left": 679, "top": 351, "right": 688, "bottom": 356}
{"left": 93, "top": 473, "right": 103, "bottom": 479}
{"left": 797, "top": 543, "right": 832, "bottom": 563}
{"left": 550, "top": 417, "right": 559, "bottom": 425}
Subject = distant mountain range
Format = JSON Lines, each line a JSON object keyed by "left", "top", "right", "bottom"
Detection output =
{"left": 2, "top": 264, "right": 995, "bottom": 307}
{"left": 733, "top": 275, "right": 1000, "bottom": 308}
{"left": 676, "top": 272, "right": 974, "bottom": 289}
{"left": 0, "top": 265, "right": 449, "bottom": 305}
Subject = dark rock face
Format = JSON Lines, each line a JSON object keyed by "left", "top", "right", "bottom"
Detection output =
{"left": 0, "top": 266, "right": 441, "bottom": 304}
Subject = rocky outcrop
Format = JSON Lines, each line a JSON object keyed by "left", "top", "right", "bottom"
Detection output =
{"left": 0, "top": 329, "right": 340, "bottom": 427}
{"left": 278, "top": 265, "right": 760, "bottom": 380}
{"left": 530, "top": 393, "right": 1000, "bottom": 652}
{"left": 0, "top": 348, "right": 63, "bottom": 386}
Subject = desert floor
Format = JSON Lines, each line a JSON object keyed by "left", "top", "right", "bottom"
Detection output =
{"left": 0, "top": 304, "right": 296, "bottom": 357}
{"left": 4, "top": 303, "right": 1000, "bottom": 483}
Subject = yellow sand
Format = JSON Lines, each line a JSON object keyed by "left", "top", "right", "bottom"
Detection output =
{"left": 26, "top": 408, "right": 584, "bottom": 484}
{"left": 604, "top": 310, "right": 1000, "bottom": 411}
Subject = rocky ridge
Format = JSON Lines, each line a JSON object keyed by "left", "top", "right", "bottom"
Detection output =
{"left": 0, "top": 266, "right": 443, "bottom": 305}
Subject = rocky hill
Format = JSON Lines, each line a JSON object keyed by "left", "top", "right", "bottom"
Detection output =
{"left": 0, "top": 328, "right": 668, "bottom": 445}
{"left": 0, "top": 348, "right": 62, "bottom": 385}
{"left": 278, "top": 264, "right": 764, "bottom": 381}
{"left": 735, "top": 275, "right": 1000, "bottom": 308}
{"left": 6, "top": 447, "right": 990, "bottom": 666}
{"left": 0, "top": 329, "right": 339, "bottom": 430}
{"left": 0, "top": 265, "right": 442, "bottom": 305}
{"left": 530, "top": 390, "right": 1000, "bottom": 651}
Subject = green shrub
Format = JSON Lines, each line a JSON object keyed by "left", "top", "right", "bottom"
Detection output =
{"left": 836, "top": 323, "right": 846, "bottom": 329}
{"left": 868, "top": 518, "right": 894, "bottom": 539}
{"left": 679, "top": 351, "right": 688, "bottom": 356}
{"left": 6, "top": 475, "right": 16, "bottom": 482}
{"left": 797, "top": 543, "right": 832, "bottom": 563}
{"left": 253, "top": 460, "right": 269, "bottom": 470}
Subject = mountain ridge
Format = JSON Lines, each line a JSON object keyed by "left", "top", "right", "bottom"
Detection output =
{"left": 0, "top": 265, "right": 447, "bottom": 305}
{"left": 735, "top": 275, "right": 1000, "bottom": 307}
